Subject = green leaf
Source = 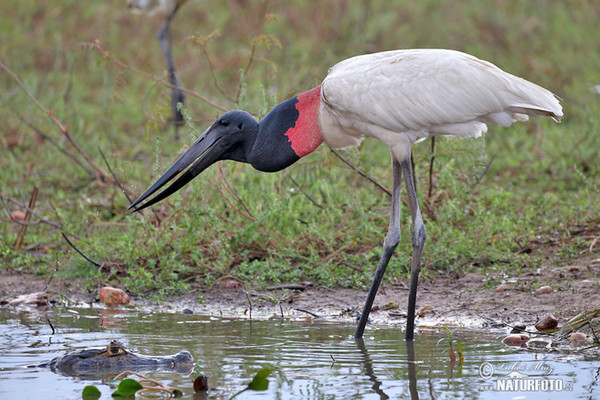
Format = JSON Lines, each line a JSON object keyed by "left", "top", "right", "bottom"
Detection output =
{"left": 112, "top": 378, "right": 143, "bottom": 397}
{"left": 82, "top": 385, "right": 101, "bottom": 400}
{"left": 248, "top": 368, "right": 272, "bottom": 391}
{"left": 111, "top": 394, "right": 134, "bottom": 399}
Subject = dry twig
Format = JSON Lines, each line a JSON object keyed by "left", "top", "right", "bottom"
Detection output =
{"left": 287, "top": 175, "right": 324, "bottom": 209}
{"left": 13, "top": 186, "right": 38, "bottom": 249}
{"left": 112, "top": 371, "right": 181, "bottom": 398}
{"left": 190, "top": 34, "right": 237, "bottom": 103}
{"left": 16, "top": 112, "right": 94, "bottom": 177}
{"left": 1, "top": 195, "right": 63, "bottom": 229}
{"left": 97, "top": 146, "right": 134, "bottom": 202}
{"left": 330, "top": 148, "right": 391, "bottom": 197}
{"left": 472, "top": 155, "right": 495, "bottom": 189}
{"left": 215, "top": 164, "right": 254, "bottom": 220}
{"left": 0, "top": 58, "right": 111, "bottom": 183}
{"left": 61, "top": 232, "right": 102, "bottom": 268}
{"left": 89, "top": 41, "right": 227, "bottom": 112}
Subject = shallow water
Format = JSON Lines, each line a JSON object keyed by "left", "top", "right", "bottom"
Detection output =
{"left": 0, "top": 305, "right": 598, "bottom": 399}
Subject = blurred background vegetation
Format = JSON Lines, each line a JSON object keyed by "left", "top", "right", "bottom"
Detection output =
{"left": 1, "top": 0, "right": 598, "bottom": 298}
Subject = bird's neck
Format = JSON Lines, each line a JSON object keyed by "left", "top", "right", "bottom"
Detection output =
{"left": 248, "top": 86, "right": 323, "bottom": 172}
{"left": 285, "top": 86, "right": 323, "bottom": 158}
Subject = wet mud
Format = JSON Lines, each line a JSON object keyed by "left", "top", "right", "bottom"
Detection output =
{"left": 2, "top": 254, "right": 598, "bottom": 334}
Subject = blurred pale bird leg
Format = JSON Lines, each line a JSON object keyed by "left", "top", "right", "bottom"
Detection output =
{"left": 127, "top": 0, "right": 188, "bottom": 138}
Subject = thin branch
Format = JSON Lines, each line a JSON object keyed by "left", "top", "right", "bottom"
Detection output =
{"left": 237, "top": 43, "right": 257, "bottom": 103}
{"left": 0, "top": 58, "right": 111, "bottom": 183}
{"left": 1, "top": 194, "right": 40, "bottom": 227}
{"left": 16, "top": 112, "right": 94, "bottom": 177}
{"left": 295, "top": 308, "right": 321, "bottom": 318}
{"left": 287, "top": 176, "right": 323, "bottom": 209}
{"left": 5, "top": 218, "right": 41, "bottom": 227}
{"left": 197, "top": 43, "right": 237, "bottom": 103}
{"left": 330, "top": 148, "right": 391, "bottom": 197}
{"left": 111, "top": 371, "right": 178, "bottom": 398}
{"left": 237, "top": 2, "right": 272, "bottom": 102}
{"left": 471, "top": 155, "right": 495, "bottom": 189}
{"left": 242, "top": 43, "right": 257, "bottom": 77}
{"left": 13, "top": 186, "right": 38, "bottom": 250}
{"left": 1, "top": 195, "right": 63, "bottom": 229}
{"left": 589, "top": 236, "right": 599, "bottom": 253}
{"left": 89, "top": 42, "right": 227, "bottom": 112}
{"left": 97, "top": 146, "right": 133, "bottom": 202}
{"left": 215, "top": 164, "right": 255, "bottom": 221}
{"left": 61, "top": 232, "right": 102, "bottom": 268}
{"left": 46, "top": 318, "right": 56, "bottom": 336}
{"left": 42, "top": 261, "right": 59, "bottom": 292}
{"left": 245, "top": 291, "right": 253, "bottom": 320}
{"left": 205, "top": 176, "right": 253, "bottom": 223}
{"left": 511, "top": 235, "right": 526, "bottom": 252}
{"left": 585, "top": 314, "right": 600, "bottom": 345}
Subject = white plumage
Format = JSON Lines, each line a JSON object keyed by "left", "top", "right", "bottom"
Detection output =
{"left": 319, "top": 49, "right": 562, "bottom": 161}
{"left": 127, "top": 0, "right": 185, "bottom": 16}
{"left": 316, "top": 49, "right": 562, "bottom": 340}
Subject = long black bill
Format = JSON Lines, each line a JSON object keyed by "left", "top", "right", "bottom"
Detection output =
{"left": 128, "top": 126, "right": 221, "bottom": 212}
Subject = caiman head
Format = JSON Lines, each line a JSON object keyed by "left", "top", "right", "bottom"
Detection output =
{"left": 31, "top": 340, "right": 194, "bottom": 378}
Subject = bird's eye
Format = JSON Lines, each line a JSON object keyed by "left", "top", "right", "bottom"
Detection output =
{"left": 238, "top": 123, "right": 243, "bottom": 130}
{"left": 220, "top": 119, "right": 229, "bottom": 127}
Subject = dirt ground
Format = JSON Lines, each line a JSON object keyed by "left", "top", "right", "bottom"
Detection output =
{"left": 2, "top": 253, "right": 599, "bottom": 334}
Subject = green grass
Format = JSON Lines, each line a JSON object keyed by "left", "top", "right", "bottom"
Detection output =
{"left": 1, "top": 1, "right": 598, "bottom": 297}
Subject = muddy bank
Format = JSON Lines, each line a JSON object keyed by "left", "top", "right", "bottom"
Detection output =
{"left": 2, "top": 256, "right": 599, "bottom": 332}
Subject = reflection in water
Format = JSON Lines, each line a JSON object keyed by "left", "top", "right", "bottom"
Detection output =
{"left": 98, "top": 308, "right": 132, "bottom": 328}
{"left": 355, "top": 338, "right": 420, "bottom": 400}
{"left": 406, "top": 340, "right": 419, "bottom": 400}
{"left": 0, "top": 307, "right": 596, "bottom": 399}
{"left": 356, "top": 338, "right": 390, "bottom": 399}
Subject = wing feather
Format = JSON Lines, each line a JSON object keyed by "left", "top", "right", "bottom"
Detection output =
{"left": 321, "top": 49, "right": 562, "bottom": 140}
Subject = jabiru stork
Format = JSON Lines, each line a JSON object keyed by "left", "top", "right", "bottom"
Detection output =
{"left": 127, "top": 0, "right": 188, "bottom": 135}
{"left": 129, "top": 49, "right": 562, "bottom": 340}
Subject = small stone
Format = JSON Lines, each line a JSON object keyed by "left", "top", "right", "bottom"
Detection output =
{"left": 502, "top": 334, "right": 530, "bottom": 347}
{"left": 9, "top": 292, "right": 48, "bottom": 307}
{"left": 535, "top": 314, "right": 558, "bottom": 331}
{"left": 98, "top": 286, "right": 130, "bottom": 305}
{"left": 535, "top": 285, "right": 554, "bottom": 295}
{"left": 222, "top": 280, "right": 242, "bottom": 289}
{"left": 9, "top": 210, "right": 26, "bottom": 221}
{"left": 495, "top": 284, "right": 511, "bottom": 292}
{"left": 570, "top": 332, "right": 593, "bottom": 346}
{"left": 527, "top": 339, "right": 551, "bottom": 349}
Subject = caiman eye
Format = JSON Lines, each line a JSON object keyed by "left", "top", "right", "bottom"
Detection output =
{"left": 220, "top": 119, "right": 229, "bottom": 127}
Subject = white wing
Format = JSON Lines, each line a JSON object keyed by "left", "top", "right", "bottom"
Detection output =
{"left": 319, "top": 49, "right": 562, "bottom": 155}
{"left": 127, "top": 0, "right": 181, "bottom": 16}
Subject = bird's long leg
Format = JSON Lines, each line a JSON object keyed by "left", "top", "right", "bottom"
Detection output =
{"left": 157, "top": 5, "right": 185, "bottom": 136}
{"left": 355, "top": 157, "right": 403, "bottom": 339}
{"left": 401, "top": 158, "right": 427, "bottom": 341}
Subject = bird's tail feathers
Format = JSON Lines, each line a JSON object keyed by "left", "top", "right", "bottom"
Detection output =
{"left": 504, "top": 72, "right": 563, "bottom": 123}
{"left": 508, "top": 103, "right": 562, "bottom": 123}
